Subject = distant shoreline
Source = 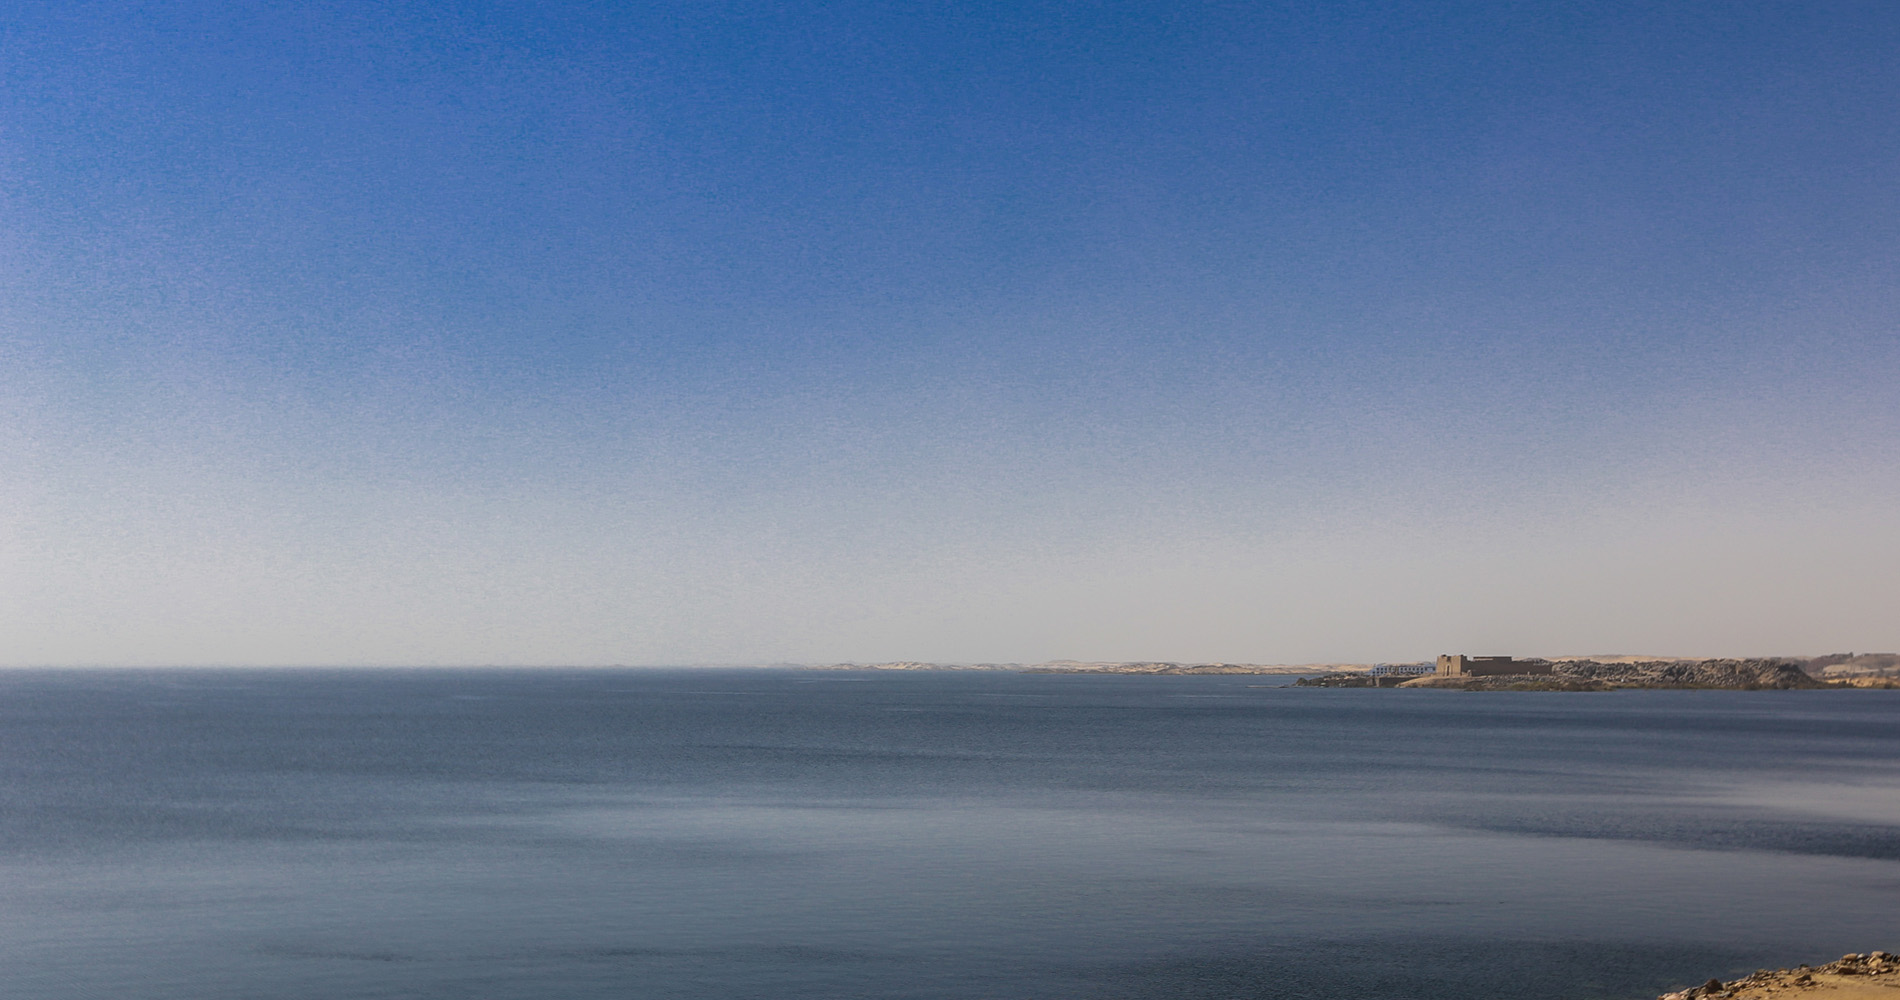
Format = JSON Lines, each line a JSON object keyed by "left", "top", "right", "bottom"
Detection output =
{"left": 1296, "top": 658, "right": 1900, "bottom": 691}
{"left": 806, "top": 655, "right": 1900, "bottom": 690}
{"left": 805, "top": 653, "right": 1900, "bottom": 684}
{"left": 805, "top": 661, "right": 1379, "bottom": 675}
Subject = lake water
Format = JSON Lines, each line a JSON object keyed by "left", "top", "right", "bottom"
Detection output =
{"left": 3, "top": 669, "right": 1897, "bottom": 999}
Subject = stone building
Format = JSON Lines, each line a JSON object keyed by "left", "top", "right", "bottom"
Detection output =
{"left": 1435, "top": 654, "right": 1551, "bottom": 677}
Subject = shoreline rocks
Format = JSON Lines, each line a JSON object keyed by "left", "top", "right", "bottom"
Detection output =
{"left": 1660, "top": 951, "right": 1898, "bottom": 999}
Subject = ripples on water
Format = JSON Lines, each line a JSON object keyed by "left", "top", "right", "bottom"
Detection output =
{"left": 2, "top": 669, "right": 1897, "bottom": 999}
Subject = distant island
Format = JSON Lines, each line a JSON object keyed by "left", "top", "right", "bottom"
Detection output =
{"left": 805, "top": 652, "right": 1900, "bottom": 691}
{"left": 1295, "top": 652, "right": 1900, "bottom": 691}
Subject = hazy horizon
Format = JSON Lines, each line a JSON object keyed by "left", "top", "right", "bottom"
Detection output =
{"left": 0, "top": 652, "right": 1880, "bottom": 671}
{"left": 5, "top": 3, "right": 1896, "bottom": 666}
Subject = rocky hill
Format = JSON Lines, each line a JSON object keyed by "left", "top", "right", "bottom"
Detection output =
{"left": 1550, "top": 658, "right": 1825, "bottom": 689}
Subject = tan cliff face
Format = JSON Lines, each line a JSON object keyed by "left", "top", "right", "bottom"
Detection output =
{"left": 1661, "top": 952, "right": 1900, "bottom": 1000}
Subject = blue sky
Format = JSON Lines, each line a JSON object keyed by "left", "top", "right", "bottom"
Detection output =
{"left": 3, "top": 1, "right": 1896, "bottom": 665}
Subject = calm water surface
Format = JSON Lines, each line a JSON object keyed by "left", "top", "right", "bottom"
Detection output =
{"left": 3, "top": 669, "right": 1898, "bottom": 999}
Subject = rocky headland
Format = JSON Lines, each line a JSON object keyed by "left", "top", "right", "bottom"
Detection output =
{"left": 1660, "top": 951, "right": 1900, "bottom": 999}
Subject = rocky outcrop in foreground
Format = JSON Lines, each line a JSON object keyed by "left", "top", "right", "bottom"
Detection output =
{"left": 1660, "top": 951, "right": 1898, "bottom": 999}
